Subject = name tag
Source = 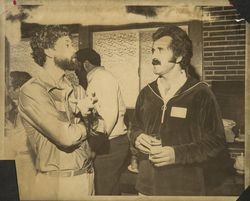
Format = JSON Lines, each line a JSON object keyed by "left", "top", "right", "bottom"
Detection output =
{"left": 170, "top": 107, "right": 187, "bottom": 118}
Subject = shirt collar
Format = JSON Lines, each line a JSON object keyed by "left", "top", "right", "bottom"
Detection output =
{"left": 37, "top": 68, "right": 72, "bottom": 92}
{"left": 87, "top": 66, "right": 104, "bottom": 83}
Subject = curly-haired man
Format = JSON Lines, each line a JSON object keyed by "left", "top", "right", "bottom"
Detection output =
{"left": 18, "top": 25, "right": 96, "bottom": 199}
{"left": 131, "top": 25, "right": 233, "bottom": 195}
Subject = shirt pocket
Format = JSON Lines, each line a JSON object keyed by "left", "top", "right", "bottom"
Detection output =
{"left": 54, "top": 100, "right": 66, "bottom": 112}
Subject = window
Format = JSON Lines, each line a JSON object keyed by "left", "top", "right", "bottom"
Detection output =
{"left": 93, "top": 26, "right": 188, "bottom": 108}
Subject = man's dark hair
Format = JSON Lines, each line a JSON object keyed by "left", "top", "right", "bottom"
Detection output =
{"left": 152, "top": 25, "right": 193, "bottom": 70}
{"left": 74, "top": 48, "right": 101, "bottom": 90}
{"left": 30, "top": 25, "right": 70, "bottom": 67}
{"left": 75, "top": 48, "right": 101, "bottom": 67}
{"left": 10, "top": 71, "right": 32, "bottom": 90}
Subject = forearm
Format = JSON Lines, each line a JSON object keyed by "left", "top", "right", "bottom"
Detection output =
{"left": 173, "top": 88, "right": 227, "bottom": 164}
{"left": 101, "top": 112, "right": 117, "bottom": 135}
{"left": 19, "top": 99, "right": 87, "bottom": 148}
{"left": 173, "top": 130, "right": 226, "bottom": 164}
{"left": 62, "top": 122, "right": 87, "bottom": 146}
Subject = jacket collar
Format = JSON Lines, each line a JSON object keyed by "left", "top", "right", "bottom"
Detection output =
{"left": 148, "top": 75, "right": 200, "bottom": 98}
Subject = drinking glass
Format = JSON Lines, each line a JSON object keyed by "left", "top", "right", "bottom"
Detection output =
{"left": 149, "top": 134, "right": 162, "bottom": 160}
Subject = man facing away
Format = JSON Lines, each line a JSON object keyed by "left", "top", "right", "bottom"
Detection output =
{"left": 131, "top": 25, "right": 233, "bottom": 195}
{"left": 75, "top": 48, "right": 129, "bottom": 195}
{"left": 18, "top": 26, "right": 97, "bottom": 200}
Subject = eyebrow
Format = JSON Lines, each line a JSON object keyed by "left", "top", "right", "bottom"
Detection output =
{"left": 151, "top": 47, "right": 164, "bottom": 52}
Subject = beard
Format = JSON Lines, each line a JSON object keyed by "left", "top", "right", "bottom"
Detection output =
{"left": 54, "top": 56, "right": 77, "bottom": 71}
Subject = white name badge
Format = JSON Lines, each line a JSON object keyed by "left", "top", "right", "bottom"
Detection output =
{"left": 170, "top": 107, "right": 187, "bottom": 118}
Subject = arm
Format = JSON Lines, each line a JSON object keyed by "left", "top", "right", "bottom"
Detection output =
{"left": 130, "top": 90, "right": 152, "bottom": 153}
{"left": 88, "top": 72, "right": 119, "bottom": 135}
{"left": 150, "top": 87, "right": 227, "bottom": 166}
{"left": 18, "top": 84, "right": 87, "bottom": 148}
{"left": 130, "top": 91, "right": 144, "bottom": 145}
{"left": 173, "top": 89, "right": 226, "bottom": 164}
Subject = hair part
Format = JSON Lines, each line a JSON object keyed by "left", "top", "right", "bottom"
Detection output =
{"left": 30, "top": 25, "right": 70, "bottom": 67}
{"left": 152, "top": 25, "right": 193, "bottom": 70}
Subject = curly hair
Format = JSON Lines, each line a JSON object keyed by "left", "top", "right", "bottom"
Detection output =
{"left": 30, "top": 25, "right": 70, "bottom": 67}
{"left": 152, "top": 25, "right": 193, "bottom": 70}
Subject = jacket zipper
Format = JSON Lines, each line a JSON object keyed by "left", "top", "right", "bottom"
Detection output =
{"left": 161, "top": 103, "right": 167, "bottom": 124}
{"left": 148, "top": 81, "right": 206, "bottom": 124}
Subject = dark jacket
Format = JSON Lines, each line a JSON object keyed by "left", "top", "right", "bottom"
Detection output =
{"left": 131, "top": 76, "right": 233, "bottom": 195}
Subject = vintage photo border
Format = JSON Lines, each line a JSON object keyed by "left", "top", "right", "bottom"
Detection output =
{"left": 0, "top": 0, "right": 249, "bottom": 200}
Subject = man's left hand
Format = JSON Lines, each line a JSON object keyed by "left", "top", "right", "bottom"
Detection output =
{"left": 149, "top": 146, "right": 175, "bottom": 167}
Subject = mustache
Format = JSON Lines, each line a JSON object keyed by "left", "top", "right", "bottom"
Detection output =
{"left": 152, "top": 59, "right": 161, "bottom": 65}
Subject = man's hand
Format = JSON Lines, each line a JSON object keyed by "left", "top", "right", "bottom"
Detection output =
{"left": 79, "top": 98, "right": 92, "bottom": 116}
{"left": 135, "top": 134, "right": 152, "bottom": 154}
{"left": 69, "top": 85, "right": 86, "bottom": 115}
{"left": 77, "top": 95, "right": 97, "bottom": 117}
{"left": 70, "top": 91, "right": 98, "bottom": 117}
{"left": 149, "top": 146, "right": 175, "bottom": 167}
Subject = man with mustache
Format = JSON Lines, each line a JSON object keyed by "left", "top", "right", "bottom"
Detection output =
{"left": 131, "top": 25, "right": 233, "bottom": 195}
{"left": 18, "top": 26, "right": 96, "bottom": 200}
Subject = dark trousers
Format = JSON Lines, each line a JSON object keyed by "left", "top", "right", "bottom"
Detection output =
{"left": 93, "top": 134, "right": 129, "bottom": 195}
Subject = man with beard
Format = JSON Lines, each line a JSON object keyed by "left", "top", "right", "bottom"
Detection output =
{"left": 131, "top": 25, "right": 233, "bottom": 195}
{"left": 18, "top": 26, "right": 96, "bottom": 200}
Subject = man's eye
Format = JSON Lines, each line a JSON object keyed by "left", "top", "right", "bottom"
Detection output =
{"left": 66, "top": 44, "right": 69, "bottom": 47}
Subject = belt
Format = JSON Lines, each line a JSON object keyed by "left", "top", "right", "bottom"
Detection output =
{"left": 40, "top": 163, "right": 93, "bottom": 177}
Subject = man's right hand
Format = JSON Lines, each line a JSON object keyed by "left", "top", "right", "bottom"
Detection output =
{"left": 70, "top": 93, "right": 98, "bottom": 117}
{"left": 135, "top": 133, "right": 152, "bottom": 154}
{"left": 78, "top": 95, "right": 98, "bottom": 117}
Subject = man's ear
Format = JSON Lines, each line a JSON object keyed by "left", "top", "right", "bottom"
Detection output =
{"left": 176, "top": 56, "right": 183, "bottom": 64}
{"left": 83, "top": 61, "right": 88, "bottom": 71}
{"left": 83, "top": 60, "right": 92, "bottom": 72}
{"left": 44, "top": 48, "right": 55, "bottom": 58}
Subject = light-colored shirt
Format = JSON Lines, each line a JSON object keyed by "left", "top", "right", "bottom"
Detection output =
{"left": 18, "top": 68, "right": 92, "bottom": 172}
{"left": 87, "top": 67, "right": 127, "bottom": 139}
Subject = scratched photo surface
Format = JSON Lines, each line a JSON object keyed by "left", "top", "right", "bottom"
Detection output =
{"left": 0, "top": 0, "right": 249, "bottom": 200}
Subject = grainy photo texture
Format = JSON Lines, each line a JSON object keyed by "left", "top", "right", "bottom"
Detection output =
{"left": 0, "top": 1, "right": 249, "bottom": 200}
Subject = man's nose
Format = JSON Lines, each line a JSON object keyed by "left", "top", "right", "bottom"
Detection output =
{"left": 152, "top": 50, "right": 159, "bottom": 60}
{"left": 152, "top": 49, "right": 159, "bottom": 58}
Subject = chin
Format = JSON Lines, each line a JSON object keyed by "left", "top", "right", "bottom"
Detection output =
{"left": 55, "top": 57, "right": 76, "bottom": 71}
{"left": 153, "top": 68, "right": 162, "bottom": 76}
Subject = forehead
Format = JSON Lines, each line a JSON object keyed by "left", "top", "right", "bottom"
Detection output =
{"left": 55, "top": 36, "right": 72, "bottom": 45}
{"left": 153, "top": 36, "right": 172, "bottom": 48}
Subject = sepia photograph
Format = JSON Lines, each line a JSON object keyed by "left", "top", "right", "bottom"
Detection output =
{"left": 0, "top": 0, "right": 249, "bottom": 200}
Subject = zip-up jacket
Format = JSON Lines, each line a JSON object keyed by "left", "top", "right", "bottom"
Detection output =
{"left": 131, "top": 76, "right": 233, "bottom": 195}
